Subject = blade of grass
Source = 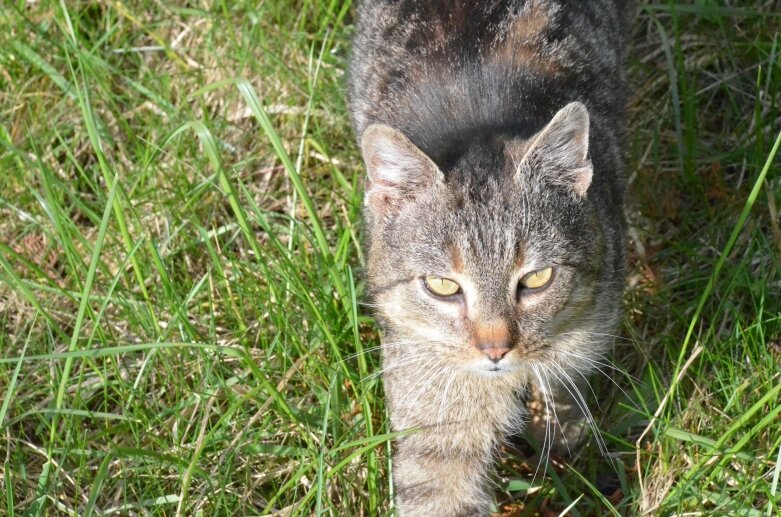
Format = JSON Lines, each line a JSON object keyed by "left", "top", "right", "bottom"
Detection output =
{"left": 768, "top": 436, "right": 781, "bottom": 516}
{"left": 7, "top": 39, "right": 75, "bottom": 99}
{"left": 559, "top": 494, "right": 585, "bottom": 516}
{"left": 0, "top": 312, "right": 35, "bottom": 432}
{"left": 637, "top": 128, "right": 781, "bottom": 459}
{"left": 566, "top": 466, "right": 621, "bottom": 517}
{"left": 59, "top": 0, "right": 159, "bottom": 331}
{"left": 348, "top": 266, "right": 378, "bottom": 513}
{"left": 161, "top": 120, "right": 279, "bottom": 301}
{"left": 0, "top": 251, "right": 70, "bottom": 343}
{"left": 4, "top": 461, "right": 13, "bottom": 517}
{"left": 191, "top": 78, "right": 347, "bottom": 300}
{"left": 315, "top": 373, "right": 337, "bottom": 516}
{"left": 289, "top": 27, "right": 330, "bottom": 258}
{"left": 653, "top": 17, "right": 685, "bottom": 178}
{"left": 34, "top": 173, "right": 120, "bottom": 513}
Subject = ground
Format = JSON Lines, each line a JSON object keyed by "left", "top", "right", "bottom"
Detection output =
{"left": 0, "top": 1, "right": 779, "bottom": 515}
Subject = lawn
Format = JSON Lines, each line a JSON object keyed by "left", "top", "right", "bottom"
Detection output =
{"left": 0, "top": 1, "right": 779, "bottom": 515}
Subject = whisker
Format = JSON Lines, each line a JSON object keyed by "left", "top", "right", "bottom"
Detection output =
{"left": 529, "top": 365, "right": 552, "bottom": 490}
{"left": 537, "top": 365, "right": 571, "bottom": 456}
{"left": 437, "top": 370, "right": 459, "bottom": 428}
{"left": 340, "top": 344, "right": 385, "bottom": 362}
{"left": 558, "top": 349, "right": 645, "bottom": 388}
{"left": 339, "top": 341, "right": 414, "bottom": 363}
{"left": 340, "top": 337, "right": 464, "bottom": 365}
{"left": 557, "top": 330, "right": 638, "bottom": 344}
{"left": 362, "top": 355, "right": 425, "bottom": 382}
{"left": 564, "top": 362, "right": 604, "bottom": 412}
{"left": 361, "top": 352, "right": 435, "bottom": 382}
{"left": 547, "top": 363, "right": 610, "bottom": 460}
{"left": 398, "top": 362, "right": 451, "bottom": 430}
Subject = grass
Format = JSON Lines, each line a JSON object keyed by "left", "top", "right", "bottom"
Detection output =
{"left": 0, "top": 0, "right": 778, "bottom": 515}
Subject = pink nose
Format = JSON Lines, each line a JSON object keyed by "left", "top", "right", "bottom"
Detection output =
{"left": 473, "top": 321, "right": 512, "bottom": 363}
{"left": 478, "top": 344, "right": 511, "bottom": 363}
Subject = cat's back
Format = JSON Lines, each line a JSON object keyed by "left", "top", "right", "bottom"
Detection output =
{"left": 349, "top": 0, "right": 634, "bottom": 162}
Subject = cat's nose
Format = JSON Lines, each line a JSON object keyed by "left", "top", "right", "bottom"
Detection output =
{"left": 479, "top": 345, "right": 511, "bottom": 363}
{"left": 474, "top": 320, "right": 512, "bottom": 363}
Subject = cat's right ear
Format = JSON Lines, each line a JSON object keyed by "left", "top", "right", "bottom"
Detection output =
{"left": 510, "top": 102, "right": 593, "bottom": 198}
{"left": 361, "top": 124, "right": 444, "bottom": 216}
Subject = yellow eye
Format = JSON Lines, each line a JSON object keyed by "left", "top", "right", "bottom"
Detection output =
{"left": 423, "top": 275, "right": 461, "bottom": 297}
{"left": 520, "top": 267, "right": 554, "bottom": 290}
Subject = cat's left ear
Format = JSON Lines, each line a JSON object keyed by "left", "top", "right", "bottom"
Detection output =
{"left": 361, "top": 124, "right": 444, "bottom": 216}
{"left": 510, "top": 102, "right": 592, "bottom": 198}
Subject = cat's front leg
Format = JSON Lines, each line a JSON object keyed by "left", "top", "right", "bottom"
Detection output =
{"left": 384, "top": 369, "right": 512, "bottom": 517}
{"left": 391, "top": 432, "right": 494, "bottom": 517}
{"left": 526, "top": 379, "right": 588, "bottom": 455}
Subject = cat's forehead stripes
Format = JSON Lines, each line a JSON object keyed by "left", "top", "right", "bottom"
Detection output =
{"left": 514, "top": 240, "right": 527, "bottom": 269}
{"left": 446, "top": 242, "right": 465, "bottom": 274}
{"left": 509, "top": 1, "right": 553, "bottom": 36}
{"left": 490, "top": 2, "right": 561, "bottom": 78}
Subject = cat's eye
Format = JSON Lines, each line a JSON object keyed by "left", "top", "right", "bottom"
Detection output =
{"left": 423, "top": 275, "right": 461, "bottom": 297}
{"left": 519, "top": 267, "right": 554, "bottom": 292}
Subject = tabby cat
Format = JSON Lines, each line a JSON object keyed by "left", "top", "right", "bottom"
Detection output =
{"left": 348, "top": 1, "right": 634, "bottom": 514}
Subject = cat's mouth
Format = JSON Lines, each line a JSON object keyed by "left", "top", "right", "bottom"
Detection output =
{"left": 468, "top": 359, "right": 517, "bottom": 376}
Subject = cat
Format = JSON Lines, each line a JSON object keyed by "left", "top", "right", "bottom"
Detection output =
{"left": 348, "top": 1, "right": 634, "bottom": 514}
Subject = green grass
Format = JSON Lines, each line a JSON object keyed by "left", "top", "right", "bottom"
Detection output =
{"left": 0, "top": 1, "right": 778, "bottom": 515}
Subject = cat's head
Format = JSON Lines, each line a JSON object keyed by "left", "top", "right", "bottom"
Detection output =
{"left": 361, "top": 102, "right": 621, "bottom": 379}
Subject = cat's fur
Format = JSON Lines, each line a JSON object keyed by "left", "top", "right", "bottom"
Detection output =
{"left": 348, "top": 1, "right": 634, "bottom": 514}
